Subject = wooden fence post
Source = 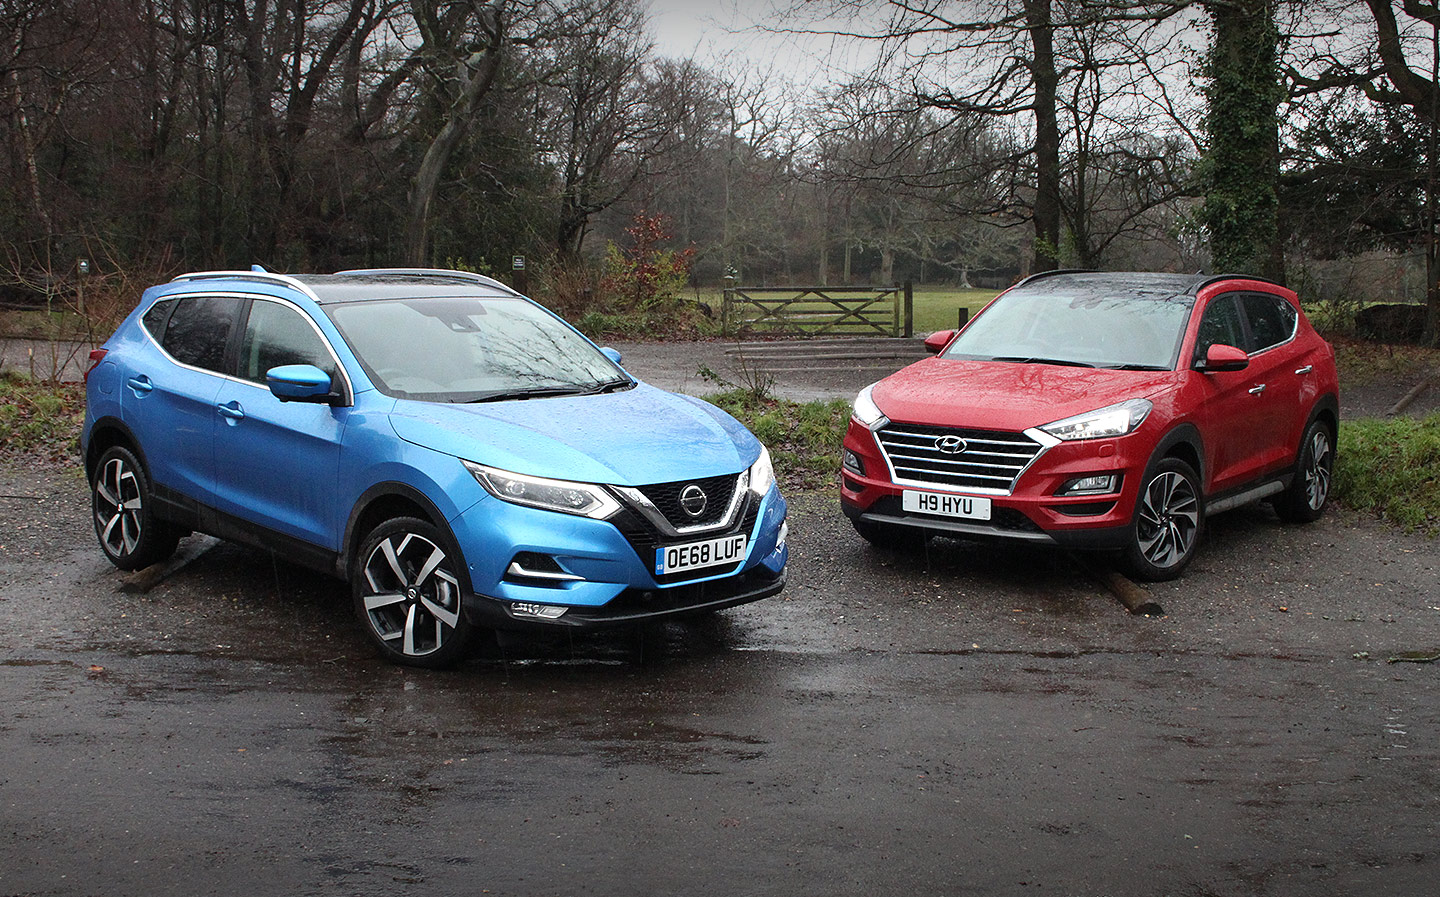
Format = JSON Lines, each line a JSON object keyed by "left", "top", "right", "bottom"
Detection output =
{"left": 903, "top": 281, "right": 913, "bottom": 338}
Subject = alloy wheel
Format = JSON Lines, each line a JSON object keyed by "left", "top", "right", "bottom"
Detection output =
{"left": 359, "top": 531, "right": 462, "bottom": 658}
{"left": 1303, "top": 428, "right": 1333, "bottom": 511}
{"left": 95, "top": 455, "right": 144, "bottom": 559}
{"left": 1135, "top": 470, "right": 1200, "bottom": 570}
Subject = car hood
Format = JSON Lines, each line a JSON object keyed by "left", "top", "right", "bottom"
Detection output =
{"left": 872, "top": 357, "right": 1179, "bottom": 431}
{"left": 387, "top": 383, "right": 759, "bottom": 485}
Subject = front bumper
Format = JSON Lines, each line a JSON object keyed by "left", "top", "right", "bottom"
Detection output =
{"left": 841, "top": 495, "right": 1129, "bottom": 550}
{"left": 465, "top": 564, "right": 787, "bottom": 630}
{"left": 451, "top": 484, "right": 788, "bottom": 630}
{"left": 840, "top": 418, "right": 1145, "bottom": 550}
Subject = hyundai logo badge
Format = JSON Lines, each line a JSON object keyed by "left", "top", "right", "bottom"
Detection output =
{"left": 935, "top": 435, "right": 968, "bottom": 455}
{"left": 679, "top": 484, "right": 708, "bottom": 518}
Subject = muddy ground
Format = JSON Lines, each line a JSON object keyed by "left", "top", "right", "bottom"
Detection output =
{"left": 3, "top": 333, "right": 1439, "bottom": 896}
{"left": 2, "top": 452, "right": 1438, "bottom": 896}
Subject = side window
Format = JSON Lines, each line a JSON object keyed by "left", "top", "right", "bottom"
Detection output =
{"left": 238, "top": 300, "right": 338, "bottom": 385}
{"left": 1241, "top": 292, "right": 1297, "bottom": 352}
{"left": 1194, "top": 294, "right": 1245, "bottom": 361}
{"left": 142, "top": 298, "right": 178, "bottom": 340}
{"left": 162, "top": 295, "right": 242, "bottom": 373}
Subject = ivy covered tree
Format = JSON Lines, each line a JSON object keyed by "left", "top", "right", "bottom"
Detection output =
{"left": 1200, "top": 0, "right": 1285, "bottom": 280}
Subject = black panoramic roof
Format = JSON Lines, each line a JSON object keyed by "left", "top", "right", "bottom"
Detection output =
{"left": 1013, "top": 270, "right": 1281, "bottom": 298}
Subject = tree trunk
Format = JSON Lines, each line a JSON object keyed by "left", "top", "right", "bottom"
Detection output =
{"left": 405, "top": 3, "right": 504, "bottom": 266}
{"left": 1026, "top": 0, "right": 1062, "bottom": 273}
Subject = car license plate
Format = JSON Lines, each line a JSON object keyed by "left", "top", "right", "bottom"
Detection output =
{"left": 902, "top": 489, "right": 992, "bottom": 521}
{"left": 655, "top": 534, "right": 747, "bottom": 575}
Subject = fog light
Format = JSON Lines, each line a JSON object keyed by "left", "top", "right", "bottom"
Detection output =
{"left": 511, "top": 602, "right": 568, "bottom": 620}
{"left": 1058, "top": 474, "right": 1119, "bottom": 496}
{"left": 842, "top": 449, "right": 865, "bottom": 476}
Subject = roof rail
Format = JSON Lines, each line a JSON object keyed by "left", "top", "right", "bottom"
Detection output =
{"left": 1196, "top": 273, "right": 1285, "bottom": 291}
{"left": 170, "top": 269, "right": 323, "bottom": 304}
{"left": 333, "top": 267, "right": 519, "bottom": 295}
{"left": 1011, "top": 268, "right": 1095, "bottom": 289}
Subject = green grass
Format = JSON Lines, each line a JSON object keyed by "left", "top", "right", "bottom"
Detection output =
{"left": 1335, "top": 414, "right": 1440, "bottom": 534}
{"left": 0, "top": 372, "right": 85, "bottom": 461}
{"left": 703, "top": 390, "right": 851, "bottom": 490}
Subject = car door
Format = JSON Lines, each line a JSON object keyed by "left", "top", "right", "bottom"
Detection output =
{"left": 124, "top": 294, "right": 243, "bottom": 511}
{"left": 1191, "top": 293, "right": 1274, "bottom": 494}
{"left": 1234, "top": 291, "right": 1305, "bottom": 474}
{"left": 210, "top": 297, "right": 350, "bottom": 551}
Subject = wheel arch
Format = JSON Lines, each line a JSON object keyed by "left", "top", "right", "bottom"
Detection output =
{"left": 341, "top": 483, "right": 466, "bottom": 586}
{"left": 1151, "top": 422, "right": 1205, "bottom": 487}
{"left": 1305, "top": 393, "right": 1340, "bottom": 441}
{"left": 84, "top": 417, "right": 147, "bottom": 482}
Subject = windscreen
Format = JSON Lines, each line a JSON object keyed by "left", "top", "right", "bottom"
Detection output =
{"left": 944, "top": 279, "right": 1196, "bottom": 370}
{"left": 326, "top": 296, "right": 628, "bottom": 402}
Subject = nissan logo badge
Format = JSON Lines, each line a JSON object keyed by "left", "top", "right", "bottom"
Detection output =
{"left": 935, "top": 435, "right": 968, "bottom": 455}
{"left": 679, "top": 484, "right": 708, "bottom": 518}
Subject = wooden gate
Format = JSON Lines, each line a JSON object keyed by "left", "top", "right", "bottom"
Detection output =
{"left": 721, "top": 283, "right": 913, "bottom": 337}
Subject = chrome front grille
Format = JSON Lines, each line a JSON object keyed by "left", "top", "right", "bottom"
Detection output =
{"left": 876, "top": 424, "right": 1045, "bottom": 493}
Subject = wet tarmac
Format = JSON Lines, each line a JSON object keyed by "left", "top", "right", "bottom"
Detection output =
{"left": 2, "top": 465, "right": 1439, "bottom": 896}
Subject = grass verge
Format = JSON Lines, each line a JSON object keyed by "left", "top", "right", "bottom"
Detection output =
{"left": 703, "top": 391, "right": 849, "bottom": 491}
{"left": 0, "top": 372, "right": 85, "bottom": 462}
{"left": 1334, "top": 413, "right": 1440, "bottom": 534}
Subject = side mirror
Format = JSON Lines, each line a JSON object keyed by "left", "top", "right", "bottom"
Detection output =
{"left": 923, "top": 330, "right": 956, "bottom": 355}
{"left": 267, "top": 364, "right": 336, "bottom": 403}
{"left": 1199, "top": 344, "right": 1249, "bottom": 373}
{"left": 600, "top": 346, "right": 623, "bottom": 365}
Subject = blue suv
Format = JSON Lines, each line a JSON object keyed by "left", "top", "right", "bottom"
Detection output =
{"left": 82, "top": 268, "right": 788, "bottom": 666}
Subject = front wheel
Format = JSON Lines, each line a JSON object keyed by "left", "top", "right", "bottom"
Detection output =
{"left": 1122, "top": 458, "right": 1203, "bottom": 582}
{"left": 91, "top": 445, "right": 180, "bottom": 571}
{"left": 1274, "top": 419, "right": 1334, "bottom": 523}
{"left": 352, "top": 517, "right": 474, "bottom": 668}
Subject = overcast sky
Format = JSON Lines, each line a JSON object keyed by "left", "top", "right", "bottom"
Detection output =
{"left": 645, "top": 0, "right": 872, "bottom": 86}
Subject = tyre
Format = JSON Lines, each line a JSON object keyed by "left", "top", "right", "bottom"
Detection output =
{"left": 1122, "top": 458, "right": 1203, "bottom": 582}
{"left": 352, "top": 517, "right": 474, "bottom": 668}
{"left": 91, "top": 445, "right": 180, "bottom": 571}
{"left": 1274, "top": 418, "right": 1334, "bottom": 524}
{"left": 851, "top": 517, "right": 932, "bottom": 551}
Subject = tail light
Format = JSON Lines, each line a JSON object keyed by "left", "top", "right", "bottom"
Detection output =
{"left": 84, "top": 348, "right": 107, "bottom": 384}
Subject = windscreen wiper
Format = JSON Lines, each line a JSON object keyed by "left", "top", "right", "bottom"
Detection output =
{"left": 462, "top": 385, "right": 587, "bottom": 403}
{"left": 989, "top": 356, "right": 1096, "bottom": 368}
{"left": 580, "top": 377, "right": 636, "bottom": 394}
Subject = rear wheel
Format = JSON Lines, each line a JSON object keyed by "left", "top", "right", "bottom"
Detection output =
{"left": 352, "top": 517, "right": 474, "bottom": 668}
{"left": 91, "top": 445, "right": 180, "bottom": 571}
{"left": 1275, "top": 419, "right": 1334, "bottom": 523}
{"left": 1122, "top": 458, "right": 1203, "bottom": 582}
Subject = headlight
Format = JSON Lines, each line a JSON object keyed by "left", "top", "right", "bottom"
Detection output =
{"left": 852, "top": 383, "right": 888, "bottom": 429}
{"left": 1040, "top": 399, "right": 1152, "bottom": 441}
{"left": 464, "top": 461, "right": 620, "bottom": 519}
{"left": 748, "top": 445, "right": 775, "bottom": 496}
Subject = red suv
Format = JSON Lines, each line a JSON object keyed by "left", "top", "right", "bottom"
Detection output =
{"left": 840, "top": 272, "right": 1339, "bottom": 580}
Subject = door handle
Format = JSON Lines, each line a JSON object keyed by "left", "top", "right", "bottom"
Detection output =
{"left": 217, "top": 401, "right": 246, "bottom": 421}
{"left": 1248, "top": 384, "right": 1267, "bottom": 395}
{"left": 125, "top": 375, "right": 153, "bottom": 394}
{"left": 1294, "top": 365, "right": 1313, "bottom": 375}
